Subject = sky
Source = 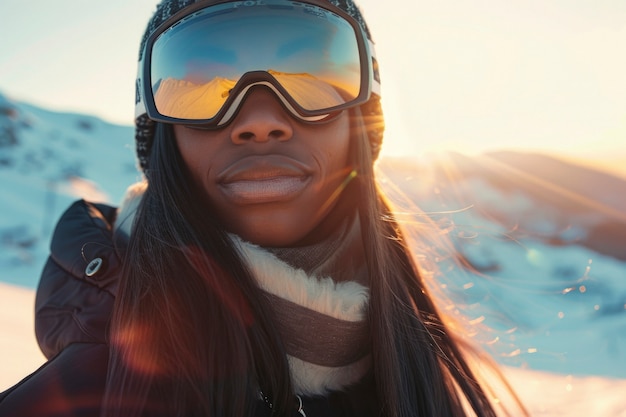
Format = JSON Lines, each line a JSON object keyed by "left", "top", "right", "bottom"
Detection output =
{"left": 1, "top": 0, "right": 625, "bottom": 168}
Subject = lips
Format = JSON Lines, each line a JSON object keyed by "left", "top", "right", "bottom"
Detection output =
{"left": 217, "top": 155, "right": 312, "bottom": 204}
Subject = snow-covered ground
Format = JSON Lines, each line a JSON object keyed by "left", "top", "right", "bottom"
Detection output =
{"left": 1, "top": 92, "right": 625, "bottom": 415}
{"left": 377, "top": 155, "right": 626, "bottom": 380}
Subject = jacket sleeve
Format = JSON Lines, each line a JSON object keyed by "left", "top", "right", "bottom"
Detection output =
{"left": 0, "top": 343, "right": 109, "bottom": 417}
{"left": 35, "top": 200, "right": 122, "bottom": 359}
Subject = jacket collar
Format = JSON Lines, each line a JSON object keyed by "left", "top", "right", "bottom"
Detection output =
{"left": 114, "top": 181, "right": 148, "bottom": 238}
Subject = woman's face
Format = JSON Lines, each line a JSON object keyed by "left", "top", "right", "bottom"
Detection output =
{"left": 174, "top": 87, "right": 352, "bottom": 247}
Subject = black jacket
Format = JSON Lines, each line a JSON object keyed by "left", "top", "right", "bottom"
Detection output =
{"left": 0, "top": 200, "right": 379, "bottom": 417}
{"left": 0, "top": 200, "right": 119, "bottom": 417}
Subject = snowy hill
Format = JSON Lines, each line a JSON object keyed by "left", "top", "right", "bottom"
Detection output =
{"left": 1, "top": 92, "right": 625, "bottom": 414}
{"left": 377, "top": 153, "right": 626, "bottom": 378}
{"left": 0, "top": 92, "right": 139, "bottom": 287}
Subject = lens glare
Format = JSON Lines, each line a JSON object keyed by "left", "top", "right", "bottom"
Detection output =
{"left": 150, "top": 1, "right": 362, "bottom": 120}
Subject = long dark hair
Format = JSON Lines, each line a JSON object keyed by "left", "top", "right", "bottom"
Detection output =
{"left": 103, "top": 103, "right": 524, "bottom": 416}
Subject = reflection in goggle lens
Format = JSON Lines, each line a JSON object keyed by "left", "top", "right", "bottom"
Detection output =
{"left": 149, "top": 1, "right": 362, "bottom": 121}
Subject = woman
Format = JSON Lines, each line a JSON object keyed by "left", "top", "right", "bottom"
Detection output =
{"left": 0, "top": 0, "right": 526, "bottom": 416}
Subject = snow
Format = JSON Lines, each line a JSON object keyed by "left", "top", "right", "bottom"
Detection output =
{"left": 503, "top": 367, "right": 626, "bottom": 416}
{"left": 0, "top": 91, "right": 138, "bottom": 287}
{"left": 1, "top": 92, "right": 625, "bottom": 415}
{"left": 0, "top": 283, "right": 46, "bottom": 387}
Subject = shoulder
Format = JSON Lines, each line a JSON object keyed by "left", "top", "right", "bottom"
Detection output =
{"left": 35, "top": 198, "right": 122, "bottom": 358}
{"left": 41, "top": 180, "right": 147, "bottom": 296}
{"left": 44, "top": 198, "right": 122, "bottom": 294}
{"left": 35, "top": 183, "right": 148, "bottom": 359}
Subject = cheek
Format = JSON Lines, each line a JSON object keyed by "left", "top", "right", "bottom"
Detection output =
{"left": 176, "top": 148, "right": 203, "bottom": 191}
{"left": 174, "top": 128, "right": 218, "bottom": 186}
{"left": 320, "top": 120, "right": 351, "bottom": 174}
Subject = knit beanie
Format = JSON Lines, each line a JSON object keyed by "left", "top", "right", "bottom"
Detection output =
{"left": 135, "top": 0, "right": 385, "bottom": 172}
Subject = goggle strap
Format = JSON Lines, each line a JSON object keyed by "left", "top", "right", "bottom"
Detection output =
{"left": 135, "top": 61, "right": 147, "bottom": 119}
{"left": 368, "top": 39, "right": 381, "bottom": 97}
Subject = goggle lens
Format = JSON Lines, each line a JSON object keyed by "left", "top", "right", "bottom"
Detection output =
{"left": 148, "top": 1, "right": 363, "bottom": 122}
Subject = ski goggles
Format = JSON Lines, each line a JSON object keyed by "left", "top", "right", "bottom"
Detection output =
{"left": 135, "top": 0, "right": 380, "bottom": 128}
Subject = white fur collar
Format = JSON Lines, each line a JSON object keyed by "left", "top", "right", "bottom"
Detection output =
{"left": 231, "top": 235, "right": 368, "bottom": 323}
{"left": 114, "top": 183, "right": 370, "bottom": 395}
{"left": 114, "top": 181, "right": 147, "bottom": 238}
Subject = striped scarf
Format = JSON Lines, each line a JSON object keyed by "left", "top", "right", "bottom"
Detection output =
{"left": 231, "top": 216, "right": 372, "bottom": 396}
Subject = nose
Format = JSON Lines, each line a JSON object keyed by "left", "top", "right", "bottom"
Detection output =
{"left": 229, "top": 87, "right": 294, "bottom": 145}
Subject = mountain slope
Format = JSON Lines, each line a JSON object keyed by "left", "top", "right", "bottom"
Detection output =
{"left": 0, "top": 92, "right": 137, "bottom": 287}
{"left": 377, "top": 153, "right": 626, "bottom": 377}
